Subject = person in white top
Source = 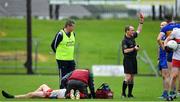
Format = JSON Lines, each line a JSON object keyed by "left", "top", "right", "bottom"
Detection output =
{"left": 2, "top": 84, "right": 66, "bottom": 99}
{"left": 164, "top": 28, "right": 180, "bottom": 98}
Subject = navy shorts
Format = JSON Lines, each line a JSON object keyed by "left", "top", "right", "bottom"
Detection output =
{"left": 158, "top": 58, "right": 168, "bottom": 70}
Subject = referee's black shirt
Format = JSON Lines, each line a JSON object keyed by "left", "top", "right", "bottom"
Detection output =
{"left": 122, "top": 32, "right": 138, "bottom": 57}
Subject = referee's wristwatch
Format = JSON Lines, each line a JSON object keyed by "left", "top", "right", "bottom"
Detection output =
{"left": 139, "top": 22, "right": 143, "bottom": 24}
{"left": 133, "top": 47, "right": 136, "bottom": 51}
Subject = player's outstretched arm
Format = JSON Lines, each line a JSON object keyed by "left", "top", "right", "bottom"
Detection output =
{"left": 157, "top": 32, "right": 165, "bottom": 50}
{"left": 137, "top": 12, "right": 144, "bottom": 34}
{"left": 164, "top": 36, "right": 171, "bottom": 46}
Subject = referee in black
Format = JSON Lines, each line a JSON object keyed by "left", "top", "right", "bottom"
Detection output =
{"left": 121, "top": 13, "right": 144, "bottom": 98}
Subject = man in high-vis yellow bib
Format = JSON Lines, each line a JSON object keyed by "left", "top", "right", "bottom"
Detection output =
{"left": 51, "top": 20, "right": 76, "bottom": 89}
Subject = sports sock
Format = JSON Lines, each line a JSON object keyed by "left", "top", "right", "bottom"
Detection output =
{"left": 163, "top": 90, "right": 168, "bottom": 95}
{"left": 2, "top": 90, "right": 14, "bottom": 98}
{"left": 122, "top": 81, "right": 127, "bottom": 95}
{"left": 128, "top": 81, "right": 134, "bottom": 96}
{"left": 162, "top": 90, "right": 168, "bottom": 98}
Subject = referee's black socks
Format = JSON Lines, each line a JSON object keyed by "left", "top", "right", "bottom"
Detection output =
{"left": 122, "top": 81, "right": 128, "bottom": 96}
{"left": 128, "top": 80, "right": 134, "bottom": 96}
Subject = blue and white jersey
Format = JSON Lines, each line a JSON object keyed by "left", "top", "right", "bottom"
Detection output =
{"left": 160, "top": 23, "right": 180, "bottom": 37}
{"left": 169, "top": 28, "right": 180, "bottom": 60}
{"left": 160, "top": 23, "right": 180, "bottom": 62}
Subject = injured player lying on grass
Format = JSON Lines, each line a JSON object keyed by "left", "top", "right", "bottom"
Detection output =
{"left": 2, "top": 84, "right": 66, "bottom": 99}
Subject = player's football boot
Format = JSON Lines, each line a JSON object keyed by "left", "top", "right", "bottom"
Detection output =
{"left": 166, "top": 96, "right": 173, "bottom": 101}
{"left": 70, "top": 89, "right": 75, "bottom": 99}
{"left": 177, "top": 90, "right": 180, "bottom": 97}
{"left": 169, "top": 91, "right": 176, "bottom": 99}
{"left": 75, "top": 90, "right": 80, "bottom": 99}
{"left": 160, "top": 91, "right": 169, "bottom": 99}
{"left": 2, "top": 90, "right": 14, "bottom": 98}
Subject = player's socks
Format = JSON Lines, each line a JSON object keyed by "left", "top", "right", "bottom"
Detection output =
{"left": 122, "top": 81, "right": 127, "bottom": 97}
{"left": 161, "top": 90, "right": 168, "bottom": 98}
{"left": 2, "top": 90, "right": 14, "bottom": 98}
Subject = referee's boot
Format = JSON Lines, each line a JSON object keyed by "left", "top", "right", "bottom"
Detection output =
{"left": 121, "top": 93, "right": 126, "bottom": 98}
{"left": 128, "top": 94, "right": 134, "bottom": 98}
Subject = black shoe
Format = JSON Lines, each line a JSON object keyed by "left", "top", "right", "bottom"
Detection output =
{"left": 166, "top": 96, "right": 173, "bottom": 101}
{"left": 2, "top": 90, "right": 14, "bottom": 98}
{"left": 128, "top": 94, "right": 134, "bottom": 98}
{"left": 169, "top": 91, "right": 176, "bottom": 99}
{"left": 121, "top": 93, "right": 126, "bottom": 98}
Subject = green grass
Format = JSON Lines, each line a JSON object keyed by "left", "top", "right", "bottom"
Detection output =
{"left": 1, "top": 75, "right": 179, "bottom": 101}
{"left": 0, "top": 18, "right": 162, "bottom": 74}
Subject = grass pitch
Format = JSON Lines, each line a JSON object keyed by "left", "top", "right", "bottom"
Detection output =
{"left": 0, "top": 75, "right": 180, "bottom": 101}
{"left": 1, "top": 18, "right": 179, "bottom": 101}
{"left": 0, "top": 18, "right": 162, "bottom": 75}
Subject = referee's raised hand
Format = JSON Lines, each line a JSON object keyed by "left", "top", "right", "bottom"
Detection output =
{"left": 137, "top": 12, "right": 144, "bottom": 34}
{"left": 139, "top": 12, "right": 144, "bottom": 24}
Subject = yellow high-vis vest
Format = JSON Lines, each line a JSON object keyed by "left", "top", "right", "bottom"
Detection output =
{"left": 56, "top": 30, "right": 75, "bottom": 60}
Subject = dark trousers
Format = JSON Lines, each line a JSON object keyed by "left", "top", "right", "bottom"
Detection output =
{"left": 65, "top": 79, "right": 88, "bottom": 98}
{"left": 56, "top": 60, "right": 75, "bottom": 89}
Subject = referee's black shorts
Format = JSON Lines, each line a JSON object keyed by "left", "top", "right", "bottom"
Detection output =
{"left": 123, "top": 56, "right": 137, "bottom": 74}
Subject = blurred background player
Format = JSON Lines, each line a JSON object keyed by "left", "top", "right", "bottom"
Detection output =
{"left": 161, "top": 15, "right": 174, "bottom": 80}
{"left": 161, "top": 14, "right": 180, "bottom": 98}
{"left": 51, "top": 19, "right": 76, "bottom": 89}
{"left": 178, "top": 71, "right": 180, "bottom": 96}
{"left": 121, "top": 12, "right": 144, "bottom": 98}
{"left": 157, "top": 21, "right": 170, "bottom": 99}
{"left": 2, "top": 84, "right": 66, "bottom": 99}
{"left": 164, "top": 28, "right": 180, "bottom": 100}
{"left": 61, "top": 69, "right": 95, "bottom": 99}
{"left": 177, "top": 21, "right": 180, "bottom": 97}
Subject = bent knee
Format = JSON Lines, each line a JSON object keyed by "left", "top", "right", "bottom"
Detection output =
{"left": 41, "top": 84, "right": 47, "bottom": 87}
{"left": 171, "top": 74, "right": 178, "bottom": 79}
{"left": 125, "top": 76, "right": 133, "bottom": 81}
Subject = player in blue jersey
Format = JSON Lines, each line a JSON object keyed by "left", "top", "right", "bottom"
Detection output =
{"left": 157, "top": 21, "right": 169, "bottom": 99}
{"left": 160, "top": 15, "right": 180, "bottom": 99}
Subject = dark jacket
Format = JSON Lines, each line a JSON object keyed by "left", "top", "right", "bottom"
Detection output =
{"left": 61, "top": 69, "right": 95, "bottom": 98}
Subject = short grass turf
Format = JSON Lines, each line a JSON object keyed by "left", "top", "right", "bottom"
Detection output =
{"left": 0, "top": 75, "right": 180, "bottom": 101}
